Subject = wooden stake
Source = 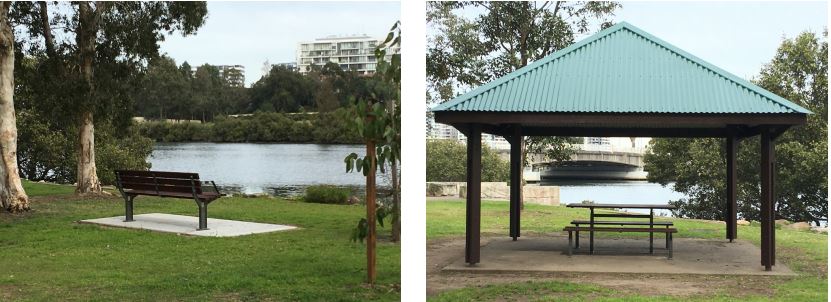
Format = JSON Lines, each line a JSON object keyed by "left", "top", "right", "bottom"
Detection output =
{"left": 366, "top": 139, "right": 377, "bottom": 283}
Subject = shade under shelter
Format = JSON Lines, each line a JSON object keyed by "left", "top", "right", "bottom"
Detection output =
{"left": 432, "top": 22, "right": 811, "bottom": 271}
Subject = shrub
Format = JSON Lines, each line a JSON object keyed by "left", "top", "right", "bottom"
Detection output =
{"left": 304, "top": 185, "right": 351, "bottom": 204}
{"left": 17, "top": 111, "right": 153, "bottom": 185}
{"left": 135, "top": 110, "right": 360, "bottom": 144}
{"left": 426, "top": 139, "right": 509, "bottom": 182}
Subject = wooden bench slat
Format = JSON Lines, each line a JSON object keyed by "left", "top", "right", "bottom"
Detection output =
{"left": 123, "top": 189, "right": 219, "bottom": 200}
{"left": 118, "top": 176, "right": 200, "bottom": 187}
{"left": 116, "top": 170, "right": 200, "bottom": 180}
{"left": 119, "top": 183, "right": 199, "bottom": 194}
{"left": 571, "top": 220, "right": 673, "bottom": 226}
{"left": 119, "top": 180, "right": 199, "bottom": 189}
{"left": 592, "top": 213, "right": 653, "bottom": 219}
{"left": 563, "top": 226, "right": 677, "bottom": 233}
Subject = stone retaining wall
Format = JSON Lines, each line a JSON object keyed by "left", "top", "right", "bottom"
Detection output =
{"left": 427, "top": 182, "right": 559, "bottom": 206}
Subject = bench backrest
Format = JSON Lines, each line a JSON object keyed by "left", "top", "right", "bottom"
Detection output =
{"left": 114, "top": 170, "right": 202, "bottom": 195}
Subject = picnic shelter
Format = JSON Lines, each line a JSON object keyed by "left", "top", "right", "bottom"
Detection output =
{"left": 432, "top": 22, "right": 811, "bottom": 271}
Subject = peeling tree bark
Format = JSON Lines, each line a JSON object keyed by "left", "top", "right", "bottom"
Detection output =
{"left": 0, "top": 1, "right": 30, "bottom": 212}
{"left": 76, "top": 111, "right": 101, "bottom": 194}
{"left": 74, "top": 2, "right": 102, "bottom": 194}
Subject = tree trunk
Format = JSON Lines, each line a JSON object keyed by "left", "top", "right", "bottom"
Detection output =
{"left": 38, "top": 1, "right": 55, "bottom": 58}
{"left": 388, "top": 99, "right": 400, "bottom": 242}
{"left": 390, "top": 156, "right": 400, "bottom": 242}
{"left": 75, "top": 2, "right": 102, "bottom": 194}
{"left": 0, "top": 2, "right": 30, "bottom": 212}
{"left": 365, "top": 138, "right": 377, "bottom": 284}
{"left": 519, "top": 138, "right": 525, "bottom": 210}
{"left": 76, "top": 111, "right": 101, "bottom": 194}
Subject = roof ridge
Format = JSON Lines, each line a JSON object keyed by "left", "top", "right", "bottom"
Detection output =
{"left": 433, "top": 22, "right": 629, "bottom": 111}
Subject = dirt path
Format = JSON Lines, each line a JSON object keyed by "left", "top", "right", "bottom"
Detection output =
{"left": 427, "top": 235, "right": 786, "bottom": 299}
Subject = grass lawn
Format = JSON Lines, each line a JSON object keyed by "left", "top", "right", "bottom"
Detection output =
{"left": 0, "top": 181, "right": 399, "bottom": 301}
{"left": 427, "top": 199, "right": 827, "bottom": 301}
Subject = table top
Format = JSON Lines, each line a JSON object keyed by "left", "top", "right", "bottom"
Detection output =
{"left": 566, "top": 203, "right": 677, "bottom": 210}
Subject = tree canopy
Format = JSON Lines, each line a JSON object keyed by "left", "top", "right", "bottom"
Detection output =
{"left": 644, "top": 30, "right": 828, "bottom": 224}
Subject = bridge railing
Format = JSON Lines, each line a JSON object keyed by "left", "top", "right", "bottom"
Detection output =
{"left": 570, "top": 143, "right": 647, "bottom": 154}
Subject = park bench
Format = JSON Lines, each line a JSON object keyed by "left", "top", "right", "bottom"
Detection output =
{"left": 563, "top": 226, "right": 677, "bottom": 259}
{"left": 114, "top": 170, "right": 221, "bottom": 230}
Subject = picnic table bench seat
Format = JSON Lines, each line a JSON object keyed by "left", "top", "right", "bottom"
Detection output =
{"left": 563, "top": 226, "right": 677, "bottom": 259}
{"left": 570, "top": 220, "right": 674, "bottom": 249}
{"left": 114, "top": 170, "right": 221, "bottom": 230}
{"left": 570, "top": 220, "right": 674, "bottom": 226}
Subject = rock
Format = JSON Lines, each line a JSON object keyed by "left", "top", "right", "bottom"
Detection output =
{"left": 523, "top": 186, "right": 559, "bottom": 206}
{"left": 426, "top": 182, "right": 461, "bottom": 197}
{"left": 348, "top": 196, "right": 360, "bottom": 205}
{"left": 775, "top": 219, "right": 791, "bottom": 226}
{"left": 37, "top": 180, "right": 46, "bottom": 183}
{"left": 737, "top": 220, "right": 750, "bottom": 226}
{"left": 811, "top": 227, "right": 827, "bottom": 234}
{"left": 785, "top": 222, "right": 811, "bottom": 231}
{"left": 242, "top": 193, "right": 269, "bottom": 198}
{"left": 454, "top": 183, "right": 560, "bottom": 205}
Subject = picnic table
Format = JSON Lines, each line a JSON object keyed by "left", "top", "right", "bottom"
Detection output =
{"left": 565, "top": 203, "right": 678, "bottom": 258}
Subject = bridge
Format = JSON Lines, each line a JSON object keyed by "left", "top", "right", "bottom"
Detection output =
{"left": 496, "top": 143, "right": 649, "bottom": 181}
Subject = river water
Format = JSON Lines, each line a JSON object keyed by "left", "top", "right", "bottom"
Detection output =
{"left": 149, "top": 143, "right": 684, "bottom": 215}
{"left": 148, "top": 142, "right": 374, "bottom": 197}
{"left": 539, "top": 179, "right": 686, "bottom": 216}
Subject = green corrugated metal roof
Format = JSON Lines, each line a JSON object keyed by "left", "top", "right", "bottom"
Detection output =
{"left": 432, "top": 22, "right": 811, "bottom": 114}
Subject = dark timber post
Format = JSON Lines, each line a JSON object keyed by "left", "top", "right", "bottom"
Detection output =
{"left": 465, "top": 124, "right": 482, "bottom": 265}
{"left": 726, "top": 132, "right": 738, "bottom": 242}
{"left": 760, "top": 128, "right": 775, "bottom": 271}
{"left": 509, "top": 125, "right": 522, "bottom": 241}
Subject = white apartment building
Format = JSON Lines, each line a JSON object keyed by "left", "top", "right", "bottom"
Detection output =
{"left": 429, "top": 118, "right": 649, "bottom": 152}
{"left": 296, "top": 35, "right": 399, "bottom": 75}
{"left": 428, "top": 121, "right": 511, "bottom": 150}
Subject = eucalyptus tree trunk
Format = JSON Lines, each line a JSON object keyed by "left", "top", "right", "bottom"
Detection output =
{"left": 38, "top": 1, "right": 56, "bottom": 58}
{"left": 519, "top": 138, "right": 526, "bottom": 210}
{"left": 390, "top": 159, "right": 400, "bottom": 242}
{"left": 74, "top": 2, "right": 102, "bottom": 194}
{"left": 0, "top": 2, "right": 30, "bottom": 212}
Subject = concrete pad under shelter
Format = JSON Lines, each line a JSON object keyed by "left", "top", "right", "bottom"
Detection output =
{"left": 445, "top": 236, "right": 795, "bottom": 276}
{"left": 80, "top": 213, "right": 297, "bottom": 237}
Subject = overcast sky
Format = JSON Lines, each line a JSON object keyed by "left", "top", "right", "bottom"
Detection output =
{"left": 433, "top": 1, "right": 826, "bottom": 87}
{"left": 612, "top": 1, "right": 827, "bottom": 80}
{"left": 158, "top": 1, "right": 400, "bottom": 87}
{"left": 159, "top": 2, "right": 827, "bottom": 88}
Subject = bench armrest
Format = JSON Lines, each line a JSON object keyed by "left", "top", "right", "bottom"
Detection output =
{"left": 200, "top": 181, "right": 221, "bottom": 195}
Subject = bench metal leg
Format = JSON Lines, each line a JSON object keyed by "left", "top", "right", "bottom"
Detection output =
{"left": 567, "top": 231, "right": 573, "bottom": 256}
{"left": 575, "top": 224, "right": 580, "bottom": 249}
{"left": 124, "top": 195, "right": 135, "bottom": 222}
{"left": 668, "top": 233, "right": 673, "bottom": 259}
{"left": 666, "top": 226, "right": 670, "bottom": 249}
{"left": 197, "top": 201, "right": 208, "bottom": 230}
